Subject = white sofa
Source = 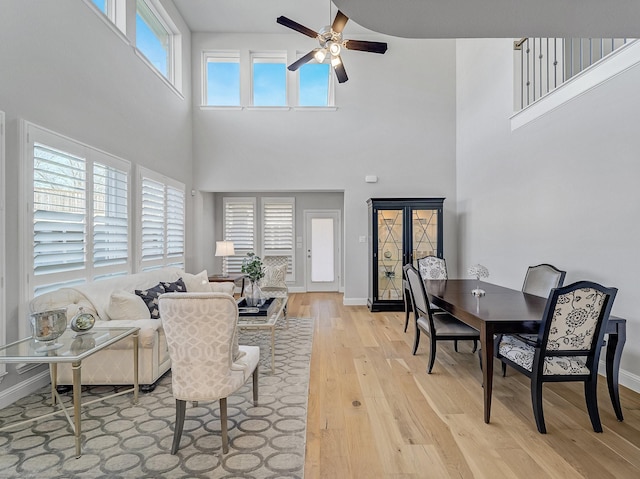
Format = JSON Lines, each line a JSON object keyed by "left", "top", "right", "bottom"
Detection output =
{"left": 29, "top": 267, "right": 234, "bottom": 391}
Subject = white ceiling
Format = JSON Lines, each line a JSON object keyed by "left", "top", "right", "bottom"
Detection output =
{"left": 173, "top": 0, "right": 640, "bottom": 38}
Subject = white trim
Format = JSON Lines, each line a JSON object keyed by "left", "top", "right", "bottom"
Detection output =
{"left": 293, "top": 107, "right": 338, "bottom": 112}
{"left": 343, "top": 297, "right": 368, "bottom": 306}
{"left": 511, "top": 39, "right": 640, "bottom": 130}
{"left": 250, "top": 51, "right": 288, "bottom": 107}
{"left": 0, "top": 370, "right": 50, "bottom": 410}
{"left": 245, "top": 107, "right": 291, "bottom": 111}
{"left": 82, "top": 0, "right": 128, "bottom": 38}
{"left": 134, "top": 47, "right": 185, "bottom": 99}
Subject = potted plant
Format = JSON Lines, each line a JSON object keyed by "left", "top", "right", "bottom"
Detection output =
{"left": 241, "top": 252, "right": 265, "bottom": 306}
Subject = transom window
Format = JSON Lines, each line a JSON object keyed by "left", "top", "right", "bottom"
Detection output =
{"left": 204, "top": 52, "right": 241, "bottom": 106}
{"left": 299, "top": 61, "right": 332, "bottom": 107}
{"left": 251, "top": 53, "right": 287, "bottom": 107}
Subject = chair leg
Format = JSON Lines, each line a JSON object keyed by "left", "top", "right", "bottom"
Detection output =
{"left": 253, "top": 365, "right": 259, "bottom": 406}
{"left": 220, "top": 397, "right": 229, "bottom": 454}
{"left": 585, "top": 379, "right": 603, "bottom": 433}
{"left": 472, "top": 339, "right": 478, "bottom": 353}
{"left": 427, "top": 336, "right": 437, "bottom": 374}
{"left": 501, "top": 362, "right": 507, "bottom": 377}
{"left": 531, "top": 380, "right": 547, "bottom": 433}
{"left": 412, "top": 327, "right": 421, "bottom": 355}
{"left": 404, "top": 307, "right": 410, "bottom": 333}
{"left": 454, "top": 339, "right": 459, "bottom": 352}
{"left": 478, "top": 348, "right": 482, "bottom": 371}
{"left": 171, "top": 399, "right": 187, "bottom": 454}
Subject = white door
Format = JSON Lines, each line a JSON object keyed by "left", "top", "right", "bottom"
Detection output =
{"left": 304, "top": 210, "right": 341, "bottom": 292}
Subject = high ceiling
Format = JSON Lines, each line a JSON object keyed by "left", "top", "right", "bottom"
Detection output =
{"left": 173, "top": 0, "right": 640, "bottom": 38}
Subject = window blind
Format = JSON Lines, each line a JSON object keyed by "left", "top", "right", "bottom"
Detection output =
{"left": 166, "top": 185, "right": 185, "bottom": 259}
{"left": 33, "top": 143, "right": 86, "bottom": 277}
{"left": 140, "top": 177, "right": 165, "bottom": 262}
{"left": 223, "top": 199, "right": 255, "bottom": 274}
{"left": 263, "top": 199, "right": 294, "bottom": 275}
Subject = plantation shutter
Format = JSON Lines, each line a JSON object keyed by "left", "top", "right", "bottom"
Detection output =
{"left": 141, "top": 177, "right": 165, "bottom": 263}
{"left": 93, "top": 163, "right": 128, "bottom": 274}
{"left": 33, "top": 143, "right": 86, "bottom": 279}
{"left": 262, "top": 198, "right": 294, "bottom": 275}
{"left": 223, "top": 198, "right": 255, "bottom": 274}
{"left": 166, "top": 185, "right": 185, "bottom": 261}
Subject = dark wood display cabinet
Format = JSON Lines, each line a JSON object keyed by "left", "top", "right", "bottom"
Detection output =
{"left": 367, "top": 198, "right": 444, "bottom": 312}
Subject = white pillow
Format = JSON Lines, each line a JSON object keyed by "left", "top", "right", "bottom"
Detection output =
{"left": 107, "top": 290, "right": 151, "bottom": 320}
{"left": 182, "top": 270, "right": 210, "bottom": 292}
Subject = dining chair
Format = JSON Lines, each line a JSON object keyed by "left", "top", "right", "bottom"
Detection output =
{"left": 158, "top": 292, "right": 260, "bottom": 454}
{"left": 403, "top": 255, "right": 448, "bottom": 332}
{"left": 404, "top": 264, "right": 479, "bottom": 373}
{"left": 522, "top": 263, "right": 566, "bottom": 297}
{"left": 497, "top": 263, "right": 568, "bottom": 375}
{"left": 495, "top": 281, "right": 617, "bottom": 433}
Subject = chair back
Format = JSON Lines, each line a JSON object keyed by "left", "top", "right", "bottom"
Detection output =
{"left": 536, "top": 281, "right": 617, "bottom": 373}
{"left": 259, "top": 256, "right": 288, "bottom": 289}
{"left": 416, "top": 256, "right": 448, "bottom": 280}
{"left": 159, "top": 292, "right": 240, "bottom": 401}
{"left": 403, "top": 264, "right": 433, "bottom": 319}
{"left": 522, "top": 263, "right": 566, "bottom": 298}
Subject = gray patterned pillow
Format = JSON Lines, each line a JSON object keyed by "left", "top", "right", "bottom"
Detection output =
{"left": 135, "top": 283, "right": 166, "bottom": 319}
{"left": 162, "top": 277, "right": 187, "bottom": 293}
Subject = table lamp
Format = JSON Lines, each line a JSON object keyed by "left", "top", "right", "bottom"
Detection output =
{"left": 215, "top": 241, "right": 235, "bottom": 277}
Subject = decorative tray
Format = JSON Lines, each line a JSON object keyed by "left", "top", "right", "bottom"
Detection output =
{"left": 237, "top": 297, "right": 276, "bottom": 317}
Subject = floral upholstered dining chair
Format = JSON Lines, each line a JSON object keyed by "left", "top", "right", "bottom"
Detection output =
{"left": 495, "top": 281, "right": 617, "bottom": 433}
{"left": 403, "top": 255, "right": 448, "bottom": 333}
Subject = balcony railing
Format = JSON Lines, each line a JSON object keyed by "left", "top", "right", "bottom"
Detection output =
{"left": 514, "top": 37, "right": 634, "bottom": 111}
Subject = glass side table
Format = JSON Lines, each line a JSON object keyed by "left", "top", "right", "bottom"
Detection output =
{"left": 0, "top": 327, "right": 139, "bottom": 458}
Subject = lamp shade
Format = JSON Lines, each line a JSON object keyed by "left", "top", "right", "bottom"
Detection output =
{"left": 215, "top": 241, "right": 235, "bottom": 257}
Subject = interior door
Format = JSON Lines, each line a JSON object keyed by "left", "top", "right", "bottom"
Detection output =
{"left": 304, "top": 210, "right": 341, "bottom": 292}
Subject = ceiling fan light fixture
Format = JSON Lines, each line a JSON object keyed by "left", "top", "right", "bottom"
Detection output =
{"left": 330, "top": 55, "right": 342, "bottom": 67}
{"left": 329, "top": 41, "right": 341, "bottom": 56}
{"left": 314, "top": 48, "right": 327, "bottom": 63}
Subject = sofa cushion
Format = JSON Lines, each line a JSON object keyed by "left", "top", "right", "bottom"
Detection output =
{"left": 107, "top": 290, "right": 151, "bottom": 320}
{"left": 161, "top": 277, "right": 187, "bottom": 293}
{"left": 182, "top": 270, "right": 210, "bottom": 292}
{"left": 94, "top": 319, "right": 161, "bottom": 348}
{"left": 135, "top": 284, "right": 166, "bottom": 319}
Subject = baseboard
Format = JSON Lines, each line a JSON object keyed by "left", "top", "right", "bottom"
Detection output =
{"left": 598, "top": 360, "right": 640, "bottom": 394}
{"left": 0, "top": 370, "right": 50, "bottom": 409}
{"left": 343, "top": 297, "right": 368, "bottom": 306}
{"left": 288, "top": 286, "right": 305, "bottom": 293}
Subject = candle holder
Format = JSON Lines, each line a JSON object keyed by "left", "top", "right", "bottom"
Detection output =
{"left": 30, "top": 309, "right": 67, "bottom": 352}
{"left": 468, "top": 264, "right": 489, "bottom": 297}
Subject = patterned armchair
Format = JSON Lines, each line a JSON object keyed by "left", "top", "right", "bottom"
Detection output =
{"left": 404, "top": 264, "right": 479, "bottom": 373}
{"left": 158, "top": 292, "right": 260, "bottom": 454}
{"left": 258, "top": 256, "right": 289, "bottom": 318}
{"left": 495, "top": 281, "right": 617, "bottom": 433}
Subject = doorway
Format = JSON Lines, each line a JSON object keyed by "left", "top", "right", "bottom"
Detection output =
{"left": 304, "top": 210, "right": 341, "bottom": 292}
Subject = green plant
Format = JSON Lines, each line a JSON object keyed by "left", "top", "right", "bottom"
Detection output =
{"left": 241, "top": 252, "right": 265, "bottom": 282}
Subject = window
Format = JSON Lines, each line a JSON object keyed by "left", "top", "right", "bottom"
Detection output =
{"left": 23, "top": 123, "right": 131, "bottom": 297}
{"left": 91, "top": 0, "right": 107, "bottom": 14}
{"left": 203, "top": 52, "right": 241, "bottom": 106}
{"left": 138, "top": 167, "right": 185, "bottom": 271}
{"left": 262, "top": 198, "right": 295, "bottom": 280}
{"left": 251, "top": 53, "right": 287, "bottom": 106}
{"left": 86, "top": 0, "right": 126, "bottom": 34}
{"left": 223, "top": 198, "right": 256, "bottom": 274}
{"left": 135, "top": 0, "right": 181, "bottom": 89}
{"left": 299, "top": 62, "right": 332, "bottom": 107}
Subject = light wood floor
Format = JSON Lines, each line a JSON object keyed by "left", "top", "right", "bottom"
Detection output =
{"left": 287, "top": 292, "right": 640, "bottom": 479}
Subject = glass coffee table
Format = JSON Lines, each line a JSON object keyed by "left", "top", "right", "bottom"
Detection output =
{"left": 237, "top": 296, "right": 288, "bottom": 373}
{"left": 0, "top": 326, "right": 139, "bottom": 458}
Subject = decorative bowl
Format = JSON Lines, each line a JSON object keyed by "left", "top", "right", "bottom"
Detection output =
{"left": 30, "top": 309, "right": 67, "bottom": 352}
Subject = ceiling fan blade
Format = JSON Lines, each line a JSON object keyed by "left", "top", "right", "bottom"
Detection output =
{"left": 331, "top": 10, "right": 349, "bottom": 33}
{"left": 344, "top": 39, "right": 388, "bottom": 54}
{"left": 334, "top": 60, "right": 348, "bottom": 83}
{"left": 288, "top": 49, "right": 318, "bottom": 71}
{"left": 276, "top": 16, "right": 318, "bottom": 39}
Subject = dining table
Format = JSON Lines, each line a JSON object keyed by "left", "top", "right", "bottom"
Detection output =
{"left": 424, "top": 279, "right": 626, "bottom": 424}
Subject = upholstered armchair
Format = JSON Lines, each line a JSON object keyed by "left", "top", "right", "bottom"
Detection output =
{"left": 495, "top": 281, "right": 617, "bottom": 433}
{"left": 158, "top": 292, "right": 260, "bottom": 454}
{"left": 258, "top": 256, "right": 288, "bottom": 297}
{"left": 404, "top": 264, "right": 479, "bottom": 373}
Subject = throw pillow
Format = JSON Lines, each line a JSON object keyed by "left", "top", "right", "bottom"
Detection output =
{"left": 182, "top": 270, "right": 210, "bottom": 292}
{"left": 135, "top": 283, "right": 166, "bottom": 319}
{"left": 162, "top": 277, "right": 187, "bottom": 293}
{"left": 107, "top": 290, "right": 151, "bottom": 320}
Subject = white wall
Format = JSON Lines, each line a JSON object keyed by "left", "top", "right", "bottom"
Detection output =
{"left": 456, "top": 38, "right": 640, "bottom": 390}
{"left": 191, "top": 33, "right": 458, "bottom": 303}
{"left": 0, "top": 0, "right": 192, "bottom": 395}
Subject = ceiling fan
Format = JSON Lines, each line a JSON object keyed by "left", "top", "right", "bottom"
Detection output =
{"left": 276, "top": 10, "right": 388, "bottom": 84}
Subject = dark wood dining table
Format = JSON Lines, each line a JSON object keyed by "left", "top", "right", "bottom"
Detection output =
{"left": 424, "top": 279, "right": 626, "bottom": 424}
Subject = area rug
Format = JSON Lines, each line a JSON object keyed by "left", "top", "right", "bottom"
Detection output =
{"left": 0, "top": 317, "right": 314, "bottom": 479}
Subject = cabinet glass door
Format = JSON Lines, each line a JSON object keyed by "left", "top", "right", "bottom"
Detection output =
{"left": 412, "top": 209, "right": 439, "bottom": 267}
{"left": 377, "top": 209, "right": 403, "bottom": 301}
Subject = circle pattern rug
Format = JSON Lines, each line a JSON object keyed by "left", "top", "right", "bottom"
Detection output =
{"left": 0, "top": 317, "right": 313, "bottom": 478}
